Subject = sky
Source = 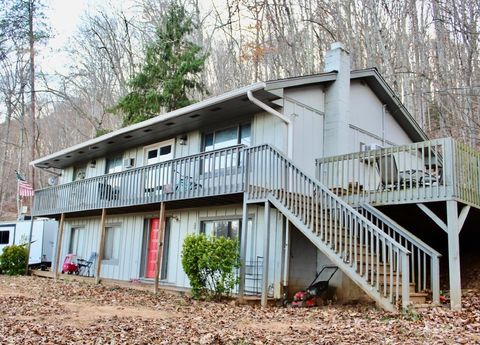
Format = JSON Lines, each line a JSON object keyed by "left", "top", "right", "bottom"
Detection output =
{"left": 40, "top": 0, "right": 136, "bottom": 74}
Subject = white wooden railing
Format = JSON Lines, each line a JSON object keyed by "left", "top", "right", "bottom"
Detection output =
{"left": 359, "top": 203, "right": 441, "bottom": 304}
{"left": 315, "top": 138, "right": 473, "bottom": 206}
{"left": 245, "top": 144, "right": 411, "bottom": 311}
{"left": 33, "top": 145, "right": 246, "bottom": 215}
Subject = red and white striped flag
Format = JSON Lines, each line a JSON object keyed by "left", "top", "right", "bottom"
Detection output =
{"left": 18, "top": 180, "right": 34, "bottom": 197}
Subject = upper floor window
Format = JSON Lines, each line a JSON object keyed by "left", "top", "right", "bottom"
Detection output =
{"left": 105, "top": 154, "right": 123, "bottom": 174}
{"left": 203, "top": 123, "right": 251, "bottom": 152}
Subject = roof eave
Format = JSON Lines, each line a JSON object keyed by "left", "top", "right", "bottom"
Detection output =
{"left": 31, "top": 82, "right": 266, "bottom": 168}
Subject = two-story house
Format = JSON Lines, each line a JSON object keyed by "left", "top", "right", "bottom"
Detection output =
{"left": 31, "top": 43, "right": 480, "bottom": 312}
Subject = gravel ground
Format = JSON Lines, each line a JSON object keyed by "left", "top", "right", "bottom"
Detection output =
{"left": 0, "top": 275, "right": 479, "bottom": 344}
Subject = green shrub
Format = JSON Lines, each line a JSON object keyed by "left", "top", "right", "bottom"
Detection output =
{"left": 0, "top": 244, "right": 28, "bottom": 275}
{"left": 181, "top": 234, "right": 240, "bottom": 300}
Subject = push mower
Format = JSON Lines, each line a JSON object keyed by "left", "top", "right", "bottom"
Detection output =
{"left": 292, "top": 266, "right": 338, "bottom": 307}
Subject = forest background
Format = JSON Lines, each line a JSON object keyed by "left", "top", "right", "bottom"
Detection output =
{"left": 0, "top": 0, "right": 478, "bottom": 219}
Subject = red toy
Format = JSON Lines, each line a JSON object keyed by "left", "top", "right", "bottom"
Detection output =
{"left": 62, "top": 254, "right": 79, "bottom": 275}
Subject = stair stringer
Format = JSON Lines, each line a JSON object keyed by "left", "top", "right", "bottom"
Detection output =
{"left": 267, "top": 195, "right": 398, "bottom": 312}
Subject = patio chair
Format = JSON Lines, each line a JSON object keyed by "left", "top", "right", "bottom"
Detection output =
{"left": 375, "top": 153, "right": 404, "bottom": 190}
{"left": 77, "top": 252, "right": 97, "bottom": 277}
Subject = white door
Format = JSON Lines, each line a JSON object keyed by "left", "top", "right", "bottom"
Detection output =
{"left": 144, "top": 140, "right": 174, "bottom": 193}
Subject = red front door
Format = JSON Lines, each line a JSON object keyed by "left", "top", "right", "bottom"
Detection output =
{"left": 146, "top": 218, "right": 160, "bottom": 278}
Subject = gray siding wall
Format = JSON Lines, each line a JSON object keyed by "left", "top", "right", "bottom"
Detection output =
{"left": 283, "top": 86, "right": 325, "bottom": 175}
{"left": 349, "top": 81, "right": 413, "bottom": 151}
{"left": 59, "top": 204, "right": 285, "bottom": 298}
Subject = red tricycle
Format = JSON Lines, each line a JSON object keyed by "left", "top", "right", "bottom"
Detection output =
{"left": 61, "top": 254, "right": 79, "bottom": 275}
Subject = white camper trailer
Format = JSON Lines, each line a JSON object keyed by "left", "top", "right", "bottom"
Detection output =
{"left": 0, "top": 219, "right": 57, "bottom": 267}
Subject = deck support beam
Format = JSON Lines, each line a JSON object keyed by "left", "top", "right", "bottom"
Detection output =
{"left": 95, "top": 208, "right": 107, "bottom": 284}
{"left": 154, "top": 202, "right": 166, "bottom": 294}
{"left": 447, "top": 200, "right": 462, "bottom": 310}
{"left": 261, "top": 201, "right": 271, "bottom": 307}
{"left": 417, "top": 203, "right": 447, "bottom": 233}
{"left": 238, "top": 198, "right": 249, "bottom": 300}
{"left": 54, "top": 213, "right": 65, "bottom": 281}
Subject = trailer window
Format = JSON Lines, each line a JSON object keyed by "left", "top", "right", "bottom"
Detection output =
{"left": 0, "top": 231, "right": 9, "bottom": 244}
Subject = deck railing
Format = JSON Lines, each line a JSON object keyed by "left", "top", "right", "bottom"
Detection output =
{"left": 315, "top": 138, "right": 474, "bottom": 206}
{"left": 33, "top": 145, "right": 246, "bottom": 216}
{"left": 452, "top": 140, "right": 480, "bottom": 206}
{"left": 245, "top": 144, "right": 411, "bottom": 311}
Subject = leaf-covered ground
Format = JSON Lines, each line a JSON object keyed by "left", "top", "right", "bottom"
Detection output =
{"left": 0, "top": 276, "right": 479, "bottom": 344}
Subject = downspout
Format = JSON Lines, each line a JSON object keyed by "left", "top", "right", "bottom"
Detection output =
{"left": 247, "top": 90, "right": 293, "bottom": 158}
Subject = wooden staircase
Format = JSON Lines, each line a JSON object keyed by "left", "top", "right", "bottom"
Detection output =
{"left": 244, "top": 144, "right": 441, "bottom": 311}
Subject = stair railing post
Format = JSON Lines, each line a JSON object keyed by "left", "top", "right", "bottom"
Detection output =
{"left": 401, "top": 251, "right": 410, "bottom": 310}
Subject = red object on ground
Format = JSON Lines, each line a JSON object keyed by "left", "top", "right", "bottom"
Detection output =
{"left": 62, "top": 254, "right": 79, "bottom": 274}
{"left": 292, "top": 291, "right": 316, "bottom": 307}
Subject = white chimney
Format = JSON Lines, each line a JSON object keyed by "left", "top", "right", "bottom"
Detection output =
{"left": 323, "top": 42, "right": 351, "bottom": 156}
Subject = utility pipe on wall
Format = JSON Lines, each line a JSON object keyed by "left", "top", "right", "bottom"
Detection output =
{"left": 247, "top": 90, "right": 293, "bottom": 158}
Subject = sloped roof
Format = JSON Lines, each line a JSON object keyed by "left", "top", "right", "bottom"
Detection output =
{"left": 265, "top": 68, "right": 428, "bottom": 143}
{"left": 33, "top": 68, "right": 427, "bottom": 170}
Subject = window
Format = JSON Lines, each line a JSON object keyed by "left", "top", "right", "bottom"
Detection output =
{"left": 103, "top": 226, "right": 120, "bottom": 262}
{"left": 0, "top": 231, "right": 9, "bottom": 245}
{"left": 202, "top": 123, "right": 251, "bottom": 152}
{"left": 105, "top": 154, "right": 123, "bottom": 174}
{"left": 69, "top": 227, "right": 85, "bottom": 255}
{"left": 73, "top": 165, "right": 87, "bottom": 181}
{"left": 201, "top": 219, "right": 241, "bottom": 239}
{"left": 202, "top": 124, "right": 251, "bottom": 173}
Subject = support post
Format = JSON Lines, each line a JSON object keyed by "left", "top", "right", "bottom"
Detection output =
{"left": 238, "top": 198, "right": 249, "bottom": 300}
{"left": 447, "top": 200, "right": 462, "bottom": 310}
{"left": 282, "top": 218, "right": 290, "bottom": 291}
{"left": 261, "top": 201, "right": 270, "bottom": 307}
{"left": 431, "top": 255, "right": 440, "bottom": 304}
{"left": 95, "top": 208, "right": 107, "bottom": 284}
{"left": 154, "top": 202, "right": 166, "bottom": 294}
{"left": 54, "top": 213, "right": 65, "bottom": 281}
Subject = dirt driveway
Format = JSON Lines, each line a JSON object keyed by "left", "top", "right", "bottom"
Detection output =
{"left": 0, "top": 276, "right": 479, "bottom": 344}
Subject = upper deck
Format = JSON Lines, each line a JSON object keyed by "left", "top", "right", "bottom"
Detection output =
{"left": 315, "top": 137, "right": 480, "bottom": 209}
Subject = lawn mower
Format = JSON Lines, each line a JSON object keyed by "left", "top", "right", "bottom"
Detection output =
{"left": 292, "top": 266, "right": 338, "bottom": 307}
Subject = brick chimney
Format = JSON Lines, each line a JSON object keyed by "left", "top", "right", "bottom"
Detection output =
{"left": 323, "top": 42, "right": 351, "bottom": 156}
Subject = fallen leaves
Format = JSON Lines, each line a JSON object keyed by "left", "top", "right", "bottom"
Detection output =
{"left": 0, "top": 276, "right": 479, "bottom": 344}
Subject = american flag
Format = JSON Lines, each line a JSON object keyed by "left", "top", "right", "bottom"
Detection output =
{"left": 16, "top": 171, "right": 34, "bottom": 197}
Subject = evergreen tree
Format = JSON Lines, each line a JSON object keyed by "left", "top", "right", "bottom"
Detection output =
{"left": 113, "top": 3, "right": 208, "bottom": 126}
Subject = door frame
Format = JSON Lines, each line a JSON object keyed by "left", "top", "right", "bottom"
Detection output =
{"left": 143, "top": 139, "right": 175, "bottom": 165}
{"left": 140, "top": 217, "right": 171, "bottom": 280}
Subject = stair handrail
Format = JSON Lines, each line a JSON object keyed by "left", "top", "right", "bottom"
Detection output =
{"left": 359, "top": 203, "right": 441, "bottom": 304}
{"left": 245, "top": 144, "right": 412, "bottom": 310}
{"left": 245, "top": 144, "right": 411, "bottom": 252}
